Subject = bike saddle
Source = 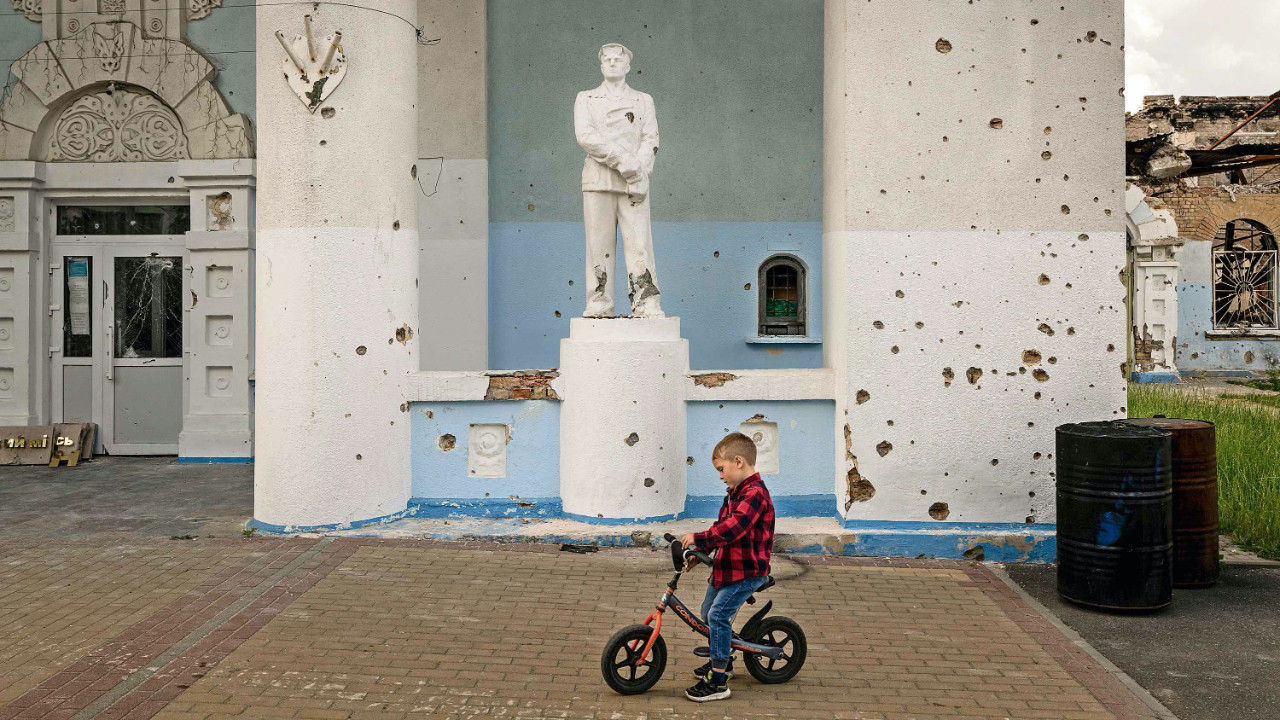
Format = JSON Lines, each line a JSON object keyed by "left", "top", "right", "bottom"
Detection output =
{"left": 756, "top": 575, "right": 776, "bottom": 592}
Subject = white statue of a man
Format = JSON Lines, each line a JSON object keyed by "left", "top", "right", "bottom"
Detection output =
{"left": 574, "top": 43, "right": 663, "bottom": 317}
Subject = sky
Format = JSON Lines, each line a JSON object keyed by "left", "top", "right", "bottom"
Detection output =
{"left": 1126, "top": 0, "right": 1280, "bottom": 113}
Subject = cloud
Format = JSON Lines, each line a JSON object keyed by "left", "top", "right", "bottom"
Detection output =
{"left": 1125, "top": 0, "right": 1280, "bottom": 113}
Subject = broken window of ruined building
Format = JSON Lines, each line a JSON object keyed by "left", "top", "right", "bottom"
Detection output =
{"left": 115, "top": 256, "right": 183, "bottom": 359}
{"left": 1213, "top": 218, "right": 1278, "bottom": 330}
{"left": 759, "top": 255, "right": 806, "bottom": 336}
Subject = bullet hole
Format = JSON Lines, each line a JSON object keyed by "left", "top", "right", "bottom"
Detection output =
{"left": 1029, "top": 491, "right": 1036, "bottom": 497}
{"left": 1034, "top": 391, "right": 1042, "bottom": 399}
{"left": 887, "top": 420, "right": 894, "bottom": 426}
{"left": 943, "top": 367, "right": 955, "bottom": 386}
{"left": 1022, "top": 349, "right": 1042, "bottom": 365}
{"left": 528, "top": 204, "right": 535, "bottom": 211}
{"left": 1028, "top": 422, "right": 1035, "bottom": 427}
{"left": 356, "top": 345, "right": 367, "bottom": 355}
{"left": 935, "top": 38, "right": 952, "bottom": 53}
{"left": 644, "top": 478, "right": 655, "bottom": 487}
{"left": 438, "top": 434, "right": 456, "bottom": 451}
{"left": 1038, "top": 323, "right": 1055, "bottom": 336}
{"left": 396, "top": 324, "right": 413, "bottom": 345}
{"left": 1079, "top": 97, "right": 1088, "bottom": 103}
{"left": 410, "top": 164, "right": 416, "bottom": 178}
{"left": 873, "top": 321, "right": 885, "bottom": 329}
{"left": 1107, "top": 343, "right": 1115, "bottom": 352}
{"left": 963, "top": 546, "right": 985, "bottom": 561}
{"left": 1044, "top": 126, "right": 1052, "bottom": 135}
{"left": 891, "top": 346, "right": 900, "bottom": 354}
{"left": 928, "top": 502, "right": 950, "bottom": 520}
{"left": 880, "top": 189, "right": 887, "bottom": 195}
{"left": 321, "top": 107, "right": 335, "bottom": 119}
{"left": 1086, "top": 30, "right": 1098, "bottom": 42}
{"left": 713, "top": 251, "right": 720, "bottom": 258}
{"left": 687, "top": 456, "right": 694, "bottom": 465}
{"left": 915, "top": 321, "right": 924, "bottom": 329}
{"left": 1060, "top": 205, "right": 1070, "bottom": 215}
{"left": 1078, "top": 233, "right": 1089, "bottom": 241}
{"left": 989, "top": 118, "right": 1003, "bottom": 129}
{"left": 319, "top": 140, "right": 327, "bottom": 146}
{"left": 1033, "top": 452, "right": 1042, "bottom": 459}
{"left": 744, "top": 283, "right": 751, "bottom": 291}
{"left": 392, "top": 220, "right": 401, "bottom": 230}
{"left": 856, "top": 389, "right": 871, "bottom": 405}
{"left": 1067, "top": 327, "right": 1076, "bottom": 335}
{"left": 1026, "top": 516, "right": 1037, "bottom": 524}
{"left": 876, "top": 441, "right": 893, "bottom": 457}
{"left": 943, "top": 136, "right": 949, "bottom": 142}
{"left": 1038, "top": 274, "right": 1050, "bottom": 285}
{"left": 895, "top": 290, "right": 905, "bottom": 298}
{"left": 1245, "top": 351, "right": 1256, "bottom": 364}
{"left": 625, "top": 432, "right": 639, "bottom": 446}
{"left": 920, "top": 489, "right": 927, "bottom": 495}
{"left": 355, "top": 453, "right": 363, "bottom": 460}
{"left": 1042, "top": 151, "right": 1052, "bottom": 160}
{"left": 966, "top": 367, "right": 983, "bottom": 385}
{"left": 1048, "top": 356, "right": 1057, "bottom": 364}
{"left": 1030, "top": 18, "right": 1039, "bottom": 25}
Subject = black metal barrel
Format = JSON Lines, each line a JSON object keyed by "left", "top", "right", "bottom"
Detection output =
{"left": 1056, "top": 421, "right": 1173, "bottom": 611}
{"left": 1123, "top": 417, "right": 1219, "bottom": 588}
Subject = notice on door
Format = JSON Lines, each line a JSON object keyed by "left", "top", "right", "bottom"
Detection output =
{"left": 67, "top": 257, "right": 90, "bottom": 335}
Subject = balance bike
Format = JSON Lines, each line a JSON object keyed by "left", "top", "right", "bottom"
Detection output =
{"left": 601, "top": 533, "right": 807, "bottom": 694}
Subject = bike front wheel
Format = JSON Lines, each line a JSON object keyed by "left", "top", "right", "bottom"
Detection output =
{"left": 601, "top": 624, "right": 667, "bottom": 695}
{"left": 742, "top": 615, "right": 806, "bottom": 684}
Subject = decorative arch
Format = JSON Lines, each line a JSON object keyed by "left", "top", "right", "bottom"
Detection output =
{"left": 0, "top": 21, "right": 252, "bottom": 161}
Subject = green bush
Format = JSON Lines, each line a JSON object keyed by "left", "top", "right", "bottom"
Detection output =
{"left": 1128, "top": 384, "right": 1280, "bottom": 559}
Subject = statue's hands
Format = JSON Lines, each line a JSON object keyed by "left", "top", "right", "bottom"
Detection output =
{"left": 616, "top": 154, "right": 643, "bottom": 182}
{"left": 626, "top": 174, "right": 649, "bottom": 204}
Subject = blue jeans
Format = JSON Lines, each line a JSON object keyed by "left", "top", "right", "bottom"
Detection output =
{"left": 700, "top": 576, "right": 767, "bottom": 664}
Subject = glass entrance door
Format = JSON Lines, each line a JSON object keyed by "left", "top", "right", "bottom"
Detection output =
{"left": 50, "top": 205, "right": 189, "bottom": 455}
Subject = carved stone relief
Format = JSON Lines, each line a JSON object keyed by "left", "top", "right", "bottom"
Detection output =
{"left": 188, "top": 0, "right": 223, "bottom": 21}
{"left": 47, "top": 85, "right": 189, "bottom": 162}
{"left": 0, "top": 198, "right": 14, "bottom": 232}
{"left": 468, "top": 424, "right": 509, "bottom": 478}
{"left": 11, "top": 0, "right": 40, "bottom": 22}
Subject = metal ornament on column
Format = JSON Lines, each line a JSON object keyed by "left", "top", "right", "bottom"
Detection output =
{"left": 275, "top": 15, "right": 347, "bottom": 112}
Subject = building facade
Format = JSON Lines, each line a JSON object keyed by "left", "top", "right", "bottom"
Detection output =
{"left": 1126, "top": 95, "right": 1280, "bottom": 376}
{"left": 2, "top": 1, "right": 1126, "bottom": 559}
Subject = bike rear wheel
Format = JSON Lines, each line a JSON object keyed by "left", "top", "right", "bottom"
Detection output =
{"left": 601, "top": 624, "right": 667, "bottom": 695}
{"left": 742, "top": 616, "right": 806, "bottom": 684}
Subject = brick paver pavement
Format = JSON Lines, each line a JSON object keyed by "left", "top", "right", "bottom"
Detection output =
{"left": 0, "top": 539, "right": 1167, "bottom": 720}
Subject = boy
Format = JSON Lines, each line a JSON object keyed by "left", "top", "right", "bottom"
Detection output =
{"left": 679, "top": 432, "right": 776, "bottom": 702}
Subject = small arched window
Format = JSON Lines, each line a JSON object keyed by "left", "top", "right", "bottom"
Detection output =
{"left": 758, "top": 255, "right": 807, "bottom": 336}
{"left": 1212, "top": 219, "right": 1278, "bottom": 330}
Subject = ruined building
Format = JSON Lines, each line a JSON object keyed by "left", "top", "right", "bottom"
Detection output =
{"left": 0, "top": 1, "right": 1128, "bottom": 559}
{"left": 1126, "top": 95, "right": 1280, "bottom": 376}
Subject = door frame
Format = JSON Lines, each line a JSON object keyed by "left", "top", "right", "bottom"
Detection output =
{"left": 48, "top": 200, "right": 190, "bottom": 455}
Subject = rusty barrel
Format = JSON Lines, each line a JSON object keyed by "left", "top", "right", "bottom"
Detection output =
{"left": 1123, "top": 417, "right": 1219, "bottom": 588}
{"left": 1056, "top": 421, "right": 1173, "bottom": 611}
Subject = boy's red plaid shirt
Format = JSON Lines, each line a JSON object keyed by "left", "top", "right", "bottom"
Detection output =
{"left": 692, "top": 473, "right": 775, "bottom": 587}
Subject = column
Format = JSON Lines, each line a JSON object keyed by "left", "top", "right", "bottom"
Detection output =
{"left": 0, "top": 163, "right": 46, "bottom": 426}
{"left": 179, "top": 160, "right": 256, "bottom": 460}
{"left": 253, "top": 0, "right": 418, "bottom": 528}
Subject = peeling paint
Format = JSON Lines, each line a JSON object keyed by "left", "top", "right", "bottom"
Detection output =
{"left": 692, "top": 372, "right": 737, "bottom": 388}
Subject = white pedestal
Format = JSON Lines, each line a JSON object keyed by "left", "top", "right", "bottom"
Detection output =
{"left": 560, "top": 317, "right": 689, "bottom": 520}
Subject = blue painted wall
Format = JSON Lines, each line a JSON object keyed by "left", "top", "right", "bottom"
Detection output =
{"left": 686, "top": 400, "right": 835, "bottom": 511}
{"left": 1177, "top": 281, "right": 1280, "bottom": 371}
{"left": 411, "top": 401, "right": 561, "bottom": 500}
{"left": 487, "top": 0, "right": 823, "bottom": 371}
{"left": 0, "top": 15, "right": 42, "bottom": 108}
{"left": 489, "top": 222, "right": 822, "bottom": 369}
{"left": 185, "top": 7, "right": 257, "bottom": 122}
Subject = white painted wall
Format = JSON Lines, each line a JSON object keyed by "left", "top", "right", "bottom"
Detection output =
{"left": 254, "top": 0, "right": 419, "bottom": 527}
{"left": 417, "top": 0, "right": 488, "bottom": 371}
{"left": 827, "top": 0, "right": 1127, "bottom": 524}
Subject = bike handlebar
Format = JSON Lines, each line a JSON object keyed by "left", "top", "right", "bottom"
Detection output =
{"left": 662, "top": 533, "right": 714, "bottom": 566}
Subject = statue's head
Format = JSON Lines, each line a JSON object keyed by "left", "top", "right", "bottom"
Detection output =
{"left": 598, "top": 43, "right": 632, "bottom": 81}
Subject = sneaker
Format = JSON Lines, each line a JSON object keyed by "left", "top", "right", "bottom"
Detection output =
{"left": 685, "top": 674, "right": 731, "bottom": 703}
{"left": 692, "top": 658, "right": 734, "bottom": 680}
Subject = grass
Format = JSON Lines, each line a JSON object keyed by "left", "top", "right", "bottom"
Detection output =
{"left": 1226, "top": 368, "right": 1280, "bottom": 392}
{"left": 1128, "top": 384, "right": 1280, "bottom": 559}
{"left": 1221, "top": 393, "right": 1280, "bottom": 410}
